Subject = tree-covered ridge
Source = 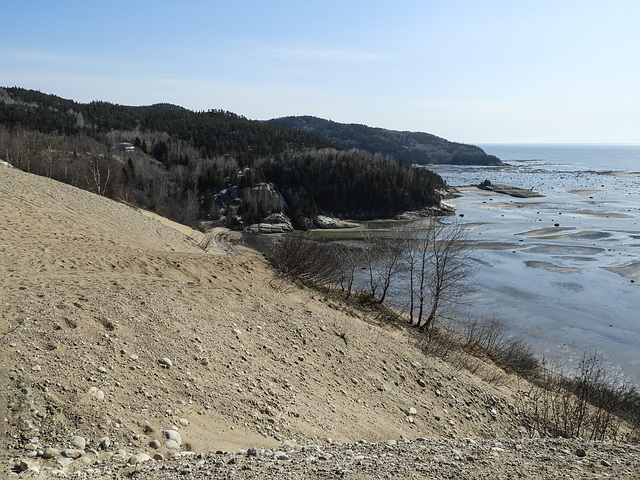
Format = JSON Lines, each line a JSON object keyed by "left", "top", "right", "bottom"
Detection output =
{"left": 266, "top": 116, "right": 503, "bottom": 166}
{"left": 0, "top": 87, "right": 449, "bottom": 229}
{"left": 0, "top": 87, "right": 337, "bottom": 160}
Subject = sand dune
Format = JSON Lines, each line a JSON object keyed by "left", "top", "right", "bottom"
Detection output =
{"left": 1, "top": 167, "right": 638, "bottom": 478}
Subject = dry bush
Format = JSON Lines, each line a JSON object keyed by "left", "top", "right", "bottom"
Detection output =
{"left": 516, "top": 353, "right": 638, "bottom": 441}
{"left": 269, "top": 234, "right": 346, "bottom": 288}
{"left": 456, "top": 315, "right": 539, "bottom": 376}
{"left": 461, "top": 315, "right": 507, "bottom": 353}
{"left": 495, "top": 337, "right": 539, "bottom": 376}
{"left": 422, "top": 316, "right": 636, "bottom": 442}
{"left": 416, "top": 326, "right": 460, "bottom": 360}
{"left": 415, "top": 324, "right": 510, "bottom": 385}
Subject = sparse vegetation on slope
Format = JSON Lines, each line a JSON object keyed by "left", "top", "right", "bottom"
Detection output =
{"left": 268, "top": 230, "right": 640, "bottom": 445}
{"left": 1, "top": 162, "right": 638, "bottom": 479}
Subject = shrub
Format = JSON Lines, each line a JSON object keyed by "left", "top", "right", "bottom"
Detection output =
{"left": 268, "top": 235, "right": 346, "bottom": 287}
{"left": 516, "top": 353, "right": 638, "bottom": 441}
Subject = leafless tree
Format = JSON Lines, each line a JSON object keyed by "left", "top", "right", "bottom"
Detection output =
{"left": 395, "top": 224, "right": 422, "bottom": 325}
{"left": 400, "top": 218, "right": 476, "bottom": 332}
{"left": 360, "top": 230, "right": 405, "bottom": 304}
{"left": 87, "top": 155, "right": 112, "bottom": 196}
{"left": 334, "top": 244, "right": 362, "bottom": 300}
{"left": 44, "top": 141, "right": 59, "bottom": 178}
{"left": 2, "top": 128, "right": 37, "bottom": 171}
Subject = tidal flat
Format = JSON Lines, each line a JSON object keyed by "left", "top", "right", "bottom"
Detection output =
{"left": 430, "top": 162, "right": 640, "bottom": 387}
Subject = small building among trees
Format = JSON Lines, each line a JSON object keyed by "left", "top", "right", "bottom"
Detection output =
{"left": 117, "top": 142, "right": 135, "bottom": 152}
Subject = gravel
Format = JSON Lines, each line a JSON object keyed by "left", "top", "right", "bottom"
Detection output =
{"left": 10, "top": 437, "right": 635, "bottom": 479}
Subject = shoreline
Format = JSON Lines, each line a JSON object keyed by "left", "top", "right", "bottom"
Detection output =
{"left": 440, "top": 168, "right": 640, "bottom": 388}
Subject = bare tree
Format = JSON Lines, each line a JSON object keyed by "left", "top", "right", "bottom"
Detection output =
{"left": 396, "top": 224, "right": 423, "bottom": 325}
{"left": 87, "top": 155, "right": 112, "bottom": 196}
{"left": 400, "top": 218, "right": 476, "bottom": 332}
{"left": 334, "top": 243, "right": 362, "bottom": 300}
{"left": 360, "top": 231, "right": 391, "bottom": 302}
{"left": 182, "top": 187, "right": 200, "bottom": 227}
{"left": 44, "top": 140, "right": 59, "bottom": 178}
{"left": 364, "top": 231, "right": 405, "bottom": 304}
{"left": 4, "top": 128, "right": 37, "bottom": 171}
{"left": 266, "top": 217, "right": 476, "bottom": 339}
{"left": 422, "top": 218, "right": 476, "bottom": 331}
{"left": 361, "top": 230, "right": 382, "bottom": 299}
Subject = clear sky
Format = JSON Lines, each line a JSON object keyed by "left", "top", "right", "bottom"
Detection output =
{"left": 2, "top": 1, "right": 640, "bottom": 144}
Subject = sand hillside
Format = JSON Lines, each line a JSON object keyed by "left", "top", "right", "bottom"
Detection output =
{"left": 1, "top": 165, "right": 638, "bottom": 478}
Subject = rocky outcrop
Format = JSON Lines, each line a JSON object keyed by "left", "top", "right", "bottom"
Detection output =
{"left": 312, "top": 215, "right": 358, "bottom": 229}
{"left": 244, "top": 213, "right": 294, "bottom": 233}
{"left": 478, "top": 180, "right": 544, "bottom": 198}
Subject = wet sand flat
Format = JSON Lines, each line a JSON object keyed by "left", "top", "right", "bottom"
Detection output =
{"left": 604, "top": 261, "right": 640, "bottom": 281}
{"left": 428, "top": 161, "right": 640, "bottom": 386}
{"left": 568, "top": 189, "right": 605, "bottom": 195}
{"left": 516, "top": 227, "right": 575, "bottom": 237}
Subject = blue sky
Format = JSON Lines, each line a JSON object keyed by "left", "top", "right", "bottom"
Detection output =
{"left": 3, "top": 1, "right": 640, "bottom": 143}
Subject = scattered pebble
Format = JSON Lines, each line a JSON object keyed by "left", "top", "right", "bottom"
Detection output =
{"left": 158, "top": 357, "right": 173, "bottom": 368}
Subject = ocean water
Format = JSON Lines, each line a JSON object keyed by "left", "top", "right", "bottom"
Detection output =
{"left": 427, "top": 144, "right": 640, "bottom": 387}
{"left": 481, "top": 143, "right": 640, "bottom": 172}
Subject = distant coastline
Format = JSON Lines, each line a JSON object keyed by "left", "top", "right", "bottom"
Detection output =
{"left": 429, "top": 152, "right": 640, "bottom": 388}
{"left": 479, "top": 143, "right": 640, "bottom": 172}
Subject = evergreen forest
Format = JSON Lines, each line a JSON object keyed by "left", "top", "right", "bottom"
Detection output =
{"left": 266, "top": 116, "right": 503, "bottom": 166}
{"left": 0, "top": 87, "right": 450, "bottom": 228}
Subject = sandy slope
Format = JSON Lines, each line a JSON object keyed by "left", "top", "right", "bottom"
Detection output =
{"left": 1, "top": 166, "right": 638, "bottom": 478}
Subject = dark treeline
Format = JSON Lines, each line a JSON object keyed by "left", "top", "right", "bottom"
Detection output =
{"left": 266, "top": 116, "right": 503, "bottom": 166}
{"left": 0, "top": 87, "right": 448, "bottom": 228}
{"left": 0, "top": 87, "right": 336, "bottom": 160}
{"left": 260, "top": 150, "right": 445, "bottom": 220}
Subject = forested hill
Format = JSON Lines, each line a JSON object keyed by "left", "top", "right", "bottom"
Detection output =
{"left": 0, "top": 88, "right": 337, "bottom": 160}
{"left": 266, "top": 116, "right": 502, "bottom": 166}
{"left": 0, "top": 87, "right": 447, "bottom": 229}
